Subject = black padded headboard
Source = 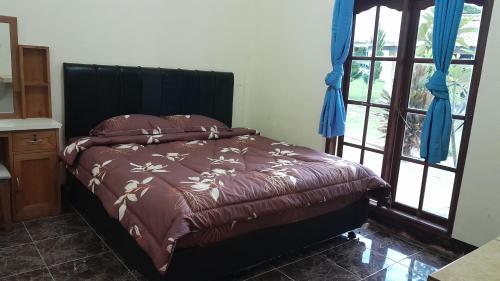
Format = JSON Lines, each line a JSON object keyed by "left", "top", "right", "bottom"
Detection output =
{"left": 63, "top": 63, "right": 234, "bottom": 140}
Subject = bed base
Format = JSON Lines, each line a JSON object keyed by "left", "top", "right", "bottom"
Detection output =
{"left": 65, "top": 174, "right": 369, "bottom": 281}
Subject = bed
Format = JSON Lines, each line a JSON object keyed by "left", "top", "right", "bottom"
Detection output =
{"left": 62, "top": 63, "right": 390, "bottom": 281}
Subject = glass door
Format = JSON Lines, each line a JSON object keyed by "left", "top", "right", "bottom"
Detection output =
{"left": 340, "top": 5, "right": 403, "bottom": 177}
{"left": 338, "top": 0, "right": 489, "bottom": 231}
{"left": 392, "top": 3, "right": 484, "bottom": 224}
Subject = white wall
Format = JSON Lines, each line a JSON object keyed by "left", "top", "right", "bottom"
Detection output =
{"left": 452, "top": 1, "right": 500, "bottom": 246}
{"left": 246, "top": 0, "right": 332, "bottom": 150}
{"left": 1, "top": 0, "right": 499, "bottom": 246}
{"left": 0, "top": 0, "right": 256, "bottom": 128}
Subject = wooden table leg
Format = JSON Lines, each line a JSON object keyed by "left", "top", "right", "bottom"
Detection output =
{"left": 0, "top": 180, "right": 12, "bottom": 231}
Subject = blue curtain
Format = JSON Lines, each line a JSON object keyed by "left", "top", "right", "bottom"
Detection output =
{"left": 420, "top": 0, "right": 464, "bottom": 164}
{"left": 319, "top": 0, "right": 355, "bottom": 138}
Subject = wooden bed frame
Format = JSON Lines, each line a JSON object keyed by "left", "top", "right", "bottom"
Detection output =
{"left": 62, "top": 63, "right": 371, "bottom": 281}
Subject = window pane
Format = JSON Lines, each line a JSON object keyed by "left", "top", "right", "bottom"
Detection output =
{"left": 449, "top": 64, "right": 473, "bottom": 115}
{"left": 345, "top": 104, "right": 366, "bottom": 145}
{"left": 366, "top": 107, "right": 389, "bottom": 150}
{"left": 455, "top": 4, "right": 482, "bottom": 60}
{"left": 342, "top": 145, "right": 361, "bottom": 163}
{"left": 371, "top": 61, "right": 397, "bottom": 105}
{"left": 349, "top": 60, "right": 371, "bottom": 102}
{"left": 376, "top": 6, "right": 402, "bottom": 57}
{"left": 401, "top": 113, "right": 425, "bottom": 160}
{"left": 441, "top": 119, "right": 464, "bottom": 168}
{"left": 396, "top": 161, "right": 424, "bottom": 209}
{"left": 416, "top": 5, "right": 483, "bottom": 59}
{"left": 409, "top": 63, "right": 472, "bottom": 115}
{"left": 363, "top": 151, "right": 383, "bottom": 176}
{"left": 423, "top": 168, "right": 455, "bottom": 218}
{"left": 415, "top": 7, "right": 434, "bottom": 58}
{"left": 408, "top": 63, "right": 435, "bottom": 111}
{"left": 402, "top": 115, "right": 463, "bottom": 166}
{"left": 353, "top": 7, "right": 377, "bottom": 57}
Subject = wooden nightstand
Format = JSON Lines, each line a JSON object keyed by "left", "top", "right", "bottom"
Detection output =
{"left": 0, "top": 118, "right": 61, "bottom": 222}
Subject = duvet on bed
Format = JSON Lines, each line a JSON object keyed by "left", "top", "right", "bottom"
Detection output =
{"left": 60, "top": 116, "right": 389, "bottom": 275}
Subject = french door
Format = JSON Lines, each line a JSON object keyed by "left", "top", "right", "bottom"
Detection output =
{"left": 334, "top": 0, "right": 492, "bottom": 233}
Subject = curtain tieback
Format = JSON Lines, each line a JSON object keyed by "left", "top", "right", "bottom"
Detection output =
{"left": 325, "top": 65, "right": 344, "bottom": 90}
{"left": 426, "top": 70, "right": 449, "bottom": 100}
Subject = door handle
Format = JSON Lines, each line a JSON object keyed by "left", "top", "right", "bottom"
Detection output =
{"left": 16, "top": 177, "right": 21, "bottom": 192}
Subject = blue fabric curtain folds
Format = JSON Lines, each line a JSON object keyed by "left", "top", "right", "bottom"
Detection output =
{"left": 420, "top": 0, "right": 465, "bottom": 164}
{"left": 319, "top": 0, "right": 355, "bottom": 138}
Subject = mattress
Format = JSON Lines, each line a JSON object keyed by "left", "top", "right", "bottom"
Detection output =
{"left": 60, "top": 128, "right": 389, "bottom": 275}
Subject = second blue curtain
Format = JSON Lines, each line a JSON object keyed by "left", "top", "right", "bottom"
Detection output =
{"left": 420, "top": 0, "right": 465, "bottom": 164}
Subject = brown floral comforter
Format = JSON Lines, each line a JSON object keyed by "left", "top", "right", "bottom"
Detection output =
{"left": 60, "top": 128, "right": 389, "bottom": 275}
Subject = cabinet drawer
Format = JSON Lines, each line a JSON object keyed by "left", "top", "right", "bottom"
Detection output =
{"left": 13, "top": 130, "right": 57, "bottom": 153}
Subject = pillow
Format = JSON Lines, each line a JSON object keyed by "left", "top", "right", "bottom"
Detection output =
{"left": 162, "top": 115, "right": 229, "bottom": 132}
{"left": 90, "top": 114, "right": 182, "bottom": 137}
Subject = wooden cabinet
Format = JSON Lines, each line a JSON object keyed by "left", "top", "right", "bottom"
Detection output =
{"left": 0, "top": 22, "right": 59, "bottom": 222}
{"left": 12, "top": 150, "right": 59, "bottom": 220}
{"left": 2, "top": 128, "right": 61, "bottom": 221}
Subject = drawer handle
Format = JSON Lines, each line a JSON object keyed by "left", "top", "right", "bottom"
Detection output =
{"left": 27, "top": 139, "right": 43, "bottom": 144}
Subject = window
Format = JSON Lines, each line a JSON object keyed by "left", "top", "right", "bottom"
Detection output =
{"left": 334, "top": 0, "right": 493, "bottom": 233}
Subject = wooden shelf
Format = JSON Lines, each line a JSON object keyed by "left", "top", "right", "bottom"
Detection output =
{"left": 19, "top": 45, "right": 51, "bottom": 118}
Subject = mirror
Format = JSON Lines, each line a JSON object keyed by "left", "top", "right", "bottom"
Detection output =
{"left": 0, "top": 23, "right": 13, "bottom": 113}
{"left": 0, "top": 16, "right": 18, "bottom": 118}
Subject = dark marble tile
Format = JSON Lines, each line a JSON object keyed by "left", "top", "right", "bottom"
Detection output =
{"left": 0, "top": 243, "right": 45, "bottom": 278}
{"left": 25, "top": 213, "right": 90, "bottom": 242}
{"left": 35, "top": 230, "right": 108, "bottom": 266}
{"left": 271, "top": 235, "right": 351, "bottom": 268}
{"left": 246, "top": 270, "right": 292, "bottom": 281}
{"left": 363, "top": 262, "right": 428, "bottom": 281}
{"left": 308, "top": 235, "right": 354, "bottom": 254}
{"left": 0, "top": 268, "right": 52, "bottom": 281}
{"left": 0, "top": 224, "right": 31, "bottom": 249}
{"left": 280, "top": 254, "right": 358, "bottom": 281}
{"left": 129, "top": 269, "right": 149, "bottom": 281}
{"left": 397, "top": 250, "right": 454, "bottom": 278}
{"left": 357, "top": 231, "right": 423, "bottom": 262}
{"left": 49, "top": 251, "right": 134, "bottom": 281}
{"left": 220, "top": 261, "right": 276, "bottom": 281}
{"left": 270, "top": 248, "right": 317, "bottom": 268}
{"left": 323, "top": 240, "right": 396, "bottom": 278}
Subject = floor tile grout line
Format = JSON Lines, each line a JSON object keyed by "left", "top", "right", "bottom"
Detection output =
{"left": 46, "top": 250, "right": 112, "bottom": 268}
{"left": 0, "top": 240, "right": 34, "bottom": 250}
{"left": 275, "top": 268, "right": 296, "bottom": 281}
{"left": 22, "top": 222, "right": 56, "bottom": 281}
{"left": 0, "top": 266, "right": 48, "bottom": 280}
{"left": 321, "top": 253, "right": 361, "bottom": 279}
{"left": 240, "top": 267, "right": 277, "bottom": 281}
{"left": 72, "top": 205, "right": 140, "bottom": 281}
{"left": 27, "top": 228, "right": 94, "bottom": 244}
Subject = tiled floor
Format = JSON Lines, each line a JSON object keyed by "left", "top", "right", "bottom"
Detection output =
{"left": 0, "top": 209, "right": 457, "bottom": 281}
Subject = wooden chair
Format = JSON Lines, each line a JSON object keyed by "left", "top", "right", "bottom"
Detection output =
{"left": 0, "top": 164, "right": 12, "bottom": 231}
